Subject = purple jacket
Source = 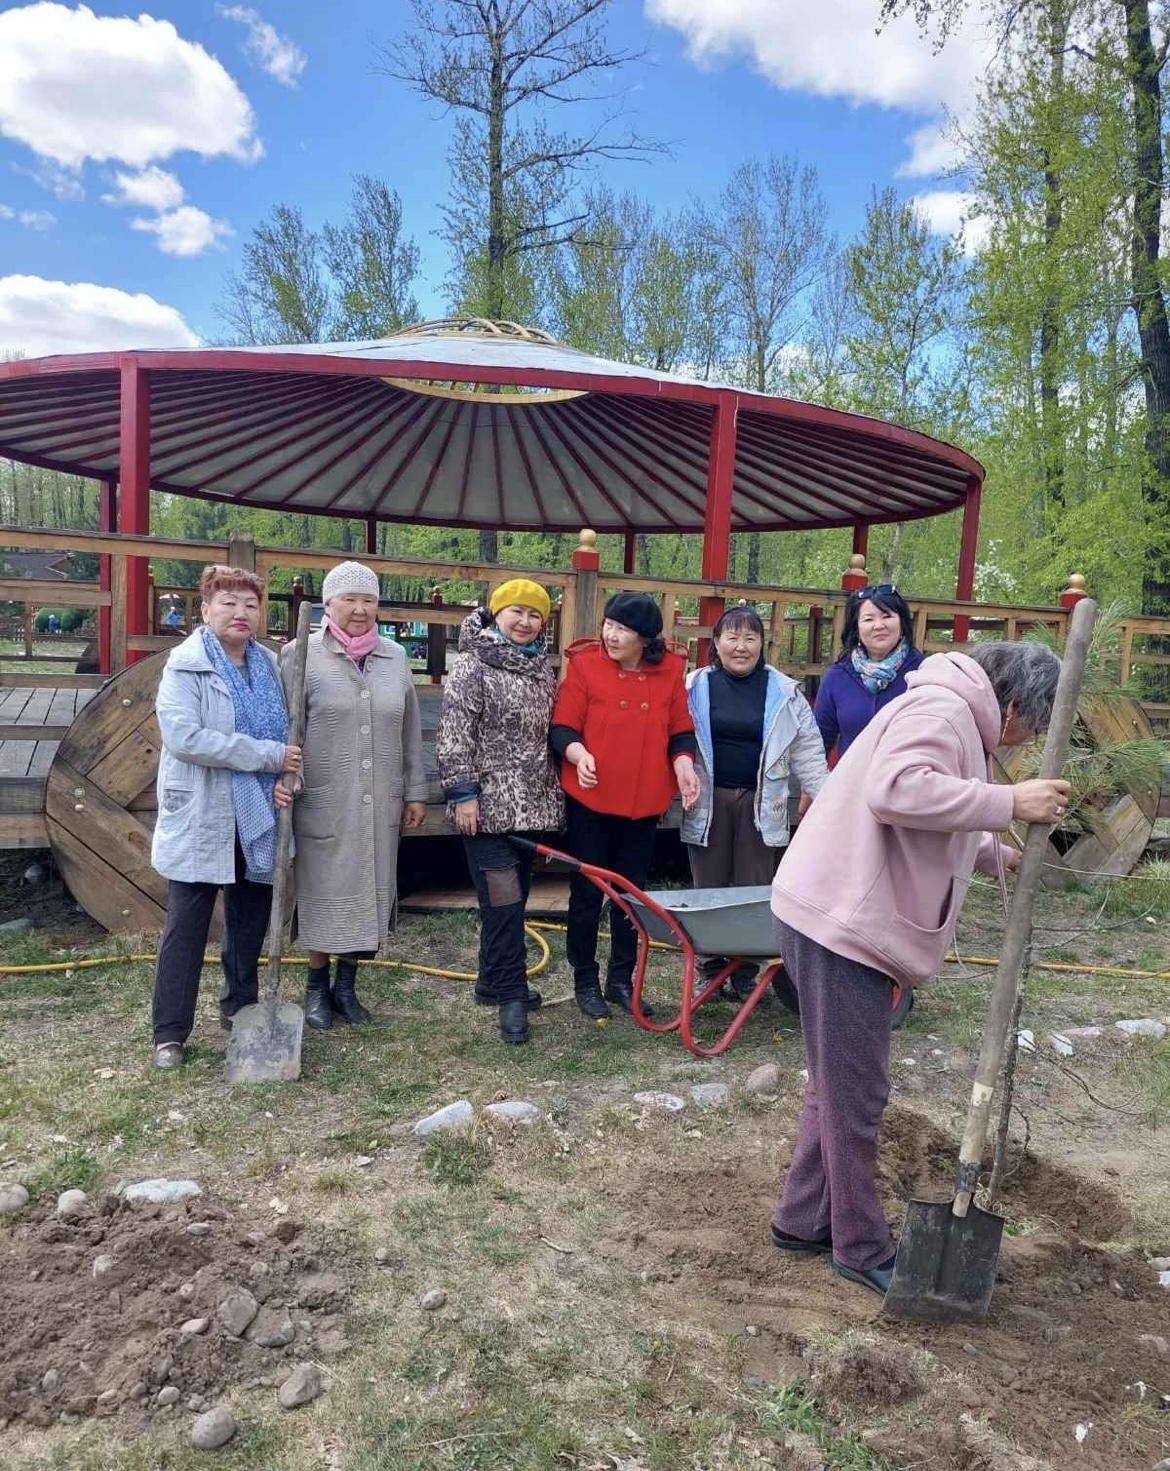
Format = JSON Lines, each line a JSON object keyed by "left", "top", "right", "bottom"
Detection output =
{"left": 814, "top": 649, "right": 925, "bottom": 757}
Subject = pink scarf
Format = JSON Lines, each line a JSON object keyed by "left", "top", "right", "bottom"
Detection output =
{"left": 324, "top": 614, "right": 380, "bottom": 662}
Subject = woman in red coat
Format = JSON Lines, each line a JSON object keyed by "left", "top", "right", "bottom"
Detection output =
{"left": 551, "top": 593, "right": 700, "bottom": 1021}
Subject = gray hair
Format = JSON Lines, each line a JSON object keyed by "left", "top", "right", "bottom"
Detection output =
{"left": 965, "top": 641, "right": 1061, "bottom": 732}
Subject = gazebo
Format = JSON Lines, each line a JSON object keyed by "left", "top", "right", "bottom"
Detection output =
{"left": 0, "top": 318, "right": 984, "bottom": 656}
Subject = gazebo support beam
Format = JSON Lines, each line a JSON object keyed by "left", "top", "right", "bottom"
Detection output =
{"left": 699, "top": 399, "right": 738, "bottom": 646}
{"left": 954, "top": 474, "right": 982, "bottom": 643}
{"left": 852, "top": 522, "right": 869, "bottom": 560}
{"left": 623, "top": 530, "right": 636, "bottom": 574}
{"left": 366, "top": 518, "right": 378, "bottom": 557}
{"left": 98, "top": 479, "right": 115, "bottom": 675}
{"left": 118, "top": 362, "right": 151, "bottom": 664}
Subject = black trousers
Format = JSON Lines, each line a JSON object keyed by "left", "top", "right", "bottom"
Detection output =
{"left": 462, "top": 832, "right": 534, "bottom": 1004}
{"left": 564, "top": 796, "right": 659, "bottom": 990}
{"left": 151, "top": 839, "right": 273, "bottom": 1045}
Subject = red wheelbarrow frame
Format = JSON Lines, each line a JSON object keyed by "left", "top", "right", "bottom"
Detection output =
{"left": 511, "top": 838, "right": 786, "bottom": 1057}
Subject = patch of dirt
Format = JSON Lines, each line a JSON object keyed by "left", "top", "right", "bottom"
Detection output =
{"left": 0, "top": 849, "right": 104, "bottom": 943}
{"left": 604, "top": 1105, "right": 1170, "bottom": 1471}
{"left": 0, "top": 1192, "right": 352, "bottom": 1429}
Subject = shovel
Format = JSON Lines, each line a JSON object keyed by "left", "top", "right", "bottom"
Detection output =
{"left": 225, "top": 600, "right": 312, "bottom": 1084}
{"left": 882, "top": 597, "right": 1097, "bottom": 1323}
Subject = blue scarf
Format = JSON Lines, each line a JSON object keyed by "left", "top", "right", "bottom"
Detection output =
{"left": 200, "top": 628, "right": 288, "bottom": 882}
{"left": 851, "top": 639, "right": 910, "bottom": 696}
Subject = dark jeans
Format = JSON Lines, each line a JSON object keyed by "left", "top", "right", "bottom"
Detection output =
{"left": 463, "top": 832, "right": 534, "bottom": 1004}
{"left": 564, "top": 796, "right": 659, "bottom": 990}
{"left": 151, "top": 840, "right": 273, "bottom": 1045}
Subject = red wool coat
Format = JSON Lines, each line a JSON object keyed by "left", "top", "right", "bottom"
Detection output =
{"left": 552, "top": 639, "right": 694, "bottom": 819}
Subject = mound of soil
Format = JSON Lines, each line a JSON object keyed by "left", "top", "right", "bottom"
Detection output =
{"left": 0, "top": 1191, "right": 351, "bottom": 1429}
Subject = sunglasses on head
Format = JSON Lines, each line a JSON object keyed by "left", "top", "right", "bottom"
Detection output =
{"left": 854, "top": 584, "right": 897, "bottom": 600}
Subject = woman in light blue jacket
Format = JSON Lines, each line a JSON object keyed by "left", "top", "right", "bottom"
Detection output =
{"left": 149, "top": 564, "right": 301, "bottom": 1071}
{"left": 681, "top": 607, "right": 828, "bottom": 998}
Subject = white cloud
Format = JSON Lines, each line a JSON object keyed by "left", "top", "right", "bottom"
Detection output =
{"left": 911, "top": 189, "right": 992, "bottom": 252}
{"left": 131, "top": 205, "right": 233, "bottom": 257}
{"left": 646, "top": 0, "right": 990, "bottom": 180}
{"left": 0, "top": 2, "right": 261, "bottom": 171}
{"left": 218, "top": 5, "right": 306, "bottom": 87}
{"left": 102, "top": 166, "right": 186, "bottom": 213}
{"left": 0, "top": 275, "right": 200, "bottom": 357}
{"left": 0, "top": 202, "right": 55, "bottom": 229}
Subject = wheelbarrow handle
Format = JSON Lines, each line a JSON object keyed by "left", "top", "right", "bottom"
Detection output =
{"left": 508, "top": 835, "right": 584, "bottom": 872}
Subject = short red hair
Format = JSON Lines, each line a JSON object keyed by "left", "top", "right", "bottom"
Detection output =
{"left": 198, "top": 564, "right": 265, "bottom": 600}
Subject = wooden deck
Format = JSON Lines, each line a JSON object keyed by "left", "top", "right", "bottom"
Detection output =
{"left": 0, "top": 685, "right": 98, "bottom": 847}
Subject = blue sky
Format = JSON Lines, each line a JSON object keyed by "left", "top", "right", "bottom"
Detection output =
{"left": 0, "top": 0, "right": 988, "bottom": 357}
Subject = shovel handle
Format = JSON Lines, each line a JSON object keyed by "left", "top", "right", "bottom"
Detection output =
{"left": 261, "top": 601, "right": 312, "bottom": 1005}
{"left": 953, "top": 599, "right": 1096, "bottom": 1215}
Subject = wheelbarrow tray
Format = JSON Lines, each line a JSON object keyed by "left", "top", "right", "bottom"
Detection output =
{"left": 627, "top": 886, "right": 777, "bottom": 959}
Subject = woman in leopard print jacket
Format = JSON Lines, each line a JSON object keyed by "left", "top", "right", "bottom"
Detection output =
{"left": 436, "top": 580, "right": 563, "bottom": 1045}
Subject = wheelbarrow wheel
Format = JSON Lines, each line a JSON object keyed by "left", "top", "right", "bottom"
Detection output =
{"left": 891, "top": 984, "right": 914, "bottom": 1030}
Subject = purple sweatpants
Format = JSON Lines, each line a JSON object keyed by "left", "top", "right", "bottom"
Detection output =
{"left": 771, "top": 918, "right": 895, "bottom": 1272}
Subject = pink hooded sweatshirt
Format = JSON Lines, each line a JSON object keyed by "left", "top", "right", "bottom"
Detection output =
{"left": 771, "top": 652, "right": 1017, "bottom": 988}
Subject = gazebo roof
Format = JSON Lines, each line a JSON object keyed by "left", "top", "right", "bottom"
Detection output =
{"left": 0, "top": 321, "right": 982, "bottom": 534}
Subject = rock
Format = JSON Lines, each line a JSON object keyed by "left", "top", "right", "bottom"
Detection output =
{"left": 0, "top": 1183, "right": 30, "bottom": 1215}
{"left": 633, "top": 1091, "right": 686, "bottom": 1112}
{"left": 180, "top": 1318, "right": 210, "bottom": 1336}
{"left": 246, "top": 1306, "right": 295, "bottom": 1348}
{"left": 1139, "top": 1334, "right": 1169, "bottom": 1356}
{"left": 191, "top": 1405, "right": 237, "bottom": 1449}
{"left": 1063, "top": 1025, "right": 1103, "bottom": 1040}
{"left": 482, "top": 1100, "right": 541, "bottom": 1124}
{"left": 1150, "top": 1257, "right": 1170, "bottom": 1271}
{"left": 412, "top": 1100, "right": 475, "bottom": 1137}
{"left": 745, "top": 1062, "right": 782, "bottom": 1095}
{"left": 374, "top": 1247, "right": 391, "bottom": 1264}
{"left": 1047, "top": 1033, "right": 1075, "bottom": 1057}
{"left": 1154, "top": 1460, "right": 1170, "bottom": 1471}
{"left": 689, "top": 1083, "right": 730, "bottom": 1108}
{"left": 296, "top": 1271, "right": 345, "bottom": 1309}
{"left": 156, "top": 1385, "right": 181, "bottom": 1407}
{"left": 95, "top": 1389, "right": 118, "bottom": 1412}
{"left": 272, "top": 1218, "right": 301, "bottom": 1244}
{"left": 216, "top": 1288, "right": 260, "bottom": 1338}
{"left": 185, "top": 1221, "right": 213, "bottom": 1236}
{"left": 420, "top": 1288, "right": 447, "bottom": 1312}
{"left": 277, "top": 1362, "right": 323, "bottom": 1409}
{"left": 22, "top": 861, "right": 50, "bottom": 884}
{"left": 123, "top": 1178, "right": 202, "bottom": 1205}
{"left": 0, "top": 916, "right": 32, "bottom": 934}
{"left": 1116, "top": 1018, "right": 1167, "bottom": 1038}
{"left": 177, "top": 1281, "right": 196, "bottom": 1299}
{"left": 56, "top": 1189, "right": 90, "bottom": 1217}
{"left": 92, "top": 1254, "right": 116, "bottom": 1280}
{"left": 41, "top": 1368, "right": 60, "bottom": 1392}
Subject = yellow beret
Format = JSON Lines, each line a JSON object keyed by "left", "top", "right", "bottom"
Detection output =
{"left": 489, "top": 578, "right": 551, "bottom": 621}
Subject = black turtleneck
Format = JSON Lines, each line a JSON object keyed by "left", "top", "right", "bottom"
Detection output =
{"left": 709, "top": 662, "right": 767, "bottom": 788}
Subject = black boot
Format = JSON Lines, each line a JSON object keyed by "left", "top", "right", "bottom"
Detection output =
{"left": 575, "top": 984, "right": 611, "bottom": 1021}
{"left": 604, "top": 977, "right": 654, "bottom": 1018}
{"left": 499, "top": 999, "right": 529, "bottom": 1044}
{"left": 304, "top": 963, "right": 334, "bottom": 1031}
{"left": 331, "top": 958, "right": 372, "bottom": 1025}
{"left": 474, "top": 982, "right": 543, "bottom": 1010}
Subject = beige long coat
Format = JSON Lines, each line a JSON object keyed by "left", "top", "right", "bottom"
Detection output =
{"left": 281, "top": 630, "right": 427, "bottom": 953}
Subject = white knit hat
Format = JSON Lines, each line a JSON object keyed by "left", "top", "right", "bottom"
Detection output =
{"left": 322, "top": 560, "right": 379, "bottom": 601}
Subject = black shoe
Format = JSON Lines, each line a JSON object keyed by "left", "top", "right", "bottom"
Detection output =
{"left": 304, "top": 963, "right": 334, "bottom": 1031}
{"left": 832, "top": 1254, "right": 897, "bottom": 1297}
{"left": 604, "top": 979, "right": 654, "bottom": 1018}
{"left": 331, "top": 959, "right": 372, "bottom": 1025}
{"left": 575, "top": 985, "right": 611, "bottom": 1021}
{"left": 474, "top": 984, "right": 543, "bottom": 1010}
{"left": 219, "top": 1008, "right": 234, "bottom": 1032}
{"left": 729, "top": 966, "right": 760, "bottom": 1003}
{"left": 499, "top": 1000, "right": 529, "bottom": 1044}
{"left": 771, "top": 1225, "right": 832, "bottom": 1255}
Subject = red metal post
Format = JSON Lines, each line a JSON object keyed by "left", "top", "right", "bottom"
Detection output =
{"left": 98, "top": 479, "right": 115, "bottom": 674}
{"left": 623, "top": 530, "right": 637, "bottom": 574}
{"left": 699, "top": 399, "right": 738, "bottom": 651}
{"left": 118, "top": 361, "right": 152, "bottom": 663}
{"left": 851, "top": 522, "right": 869, "bottom": 560}
{"left": 953, "top": 474, "right": 982, "bottom": 643}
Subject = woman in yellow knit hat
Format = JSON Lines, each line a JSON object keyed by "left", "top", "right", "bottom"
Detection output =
{"left": 436, "top": 578, "right": 562, "bottom": 1044}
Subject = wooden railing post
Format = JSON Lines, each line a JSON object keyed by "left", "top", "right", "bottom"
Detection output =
{"left": 571, "top": 529, "right": 600, "bottom": 643}
{"left": 288, "top": 576, "right": 304, "bottom": 637}
{"left": 426, "top": 585, "right": 446, "bottom": 684}
{"left": 227, "top": 533, "right": 260, "bottom": 630}
{"left": 1060, "top": 573, "right": 1087, "bottom": 609}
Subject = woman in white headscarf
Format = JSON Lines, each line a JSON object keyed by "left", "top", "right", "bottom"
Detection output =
{"left": 282, "top": 561, "right": 428, "bottom": 1029}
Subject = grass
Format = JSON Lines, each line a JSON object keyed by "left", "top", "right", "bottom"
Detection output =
{"left": 758, "top": 1385, "right": 897, "bottom": 1469}
{"left": 20, "top": 1143, "right": 101, "bottom": 1200}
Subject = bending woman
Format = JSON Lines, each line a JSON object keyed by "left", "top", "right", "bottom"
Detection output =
{"left": 815, "top": 584, "right": 923, "bottom": 759}
{"left": 150, "top": 564, "right": 300, "bottom": 1071}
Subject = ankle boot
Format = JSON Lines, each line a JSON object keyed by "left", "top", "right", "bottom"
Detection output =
{"left": 331, "top": 958, "right": 372, "bottom": 1025}
{"left": 474, "top": 982, "right": 543, "bottom": 1010}
{"left": 304, "top": 963, "right": 333, "bottom": 1031}
{"left": 575, "top": 984, "right": 611, "bottom": 1021}
{"left": 604, "top": 977, "right": 654, "bottom": 1018}
{"left": 499, "top": 999, "right": 529, "bottom": 1044}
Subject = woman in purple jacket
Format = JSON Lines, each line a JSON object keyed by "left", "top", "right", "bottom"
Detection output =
{"left": 815, "top": 586, "right": 924, "bottom": 759}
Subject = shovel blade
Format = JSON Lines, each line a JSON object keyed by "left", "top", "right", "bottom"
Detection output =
{"left": 224, "top": 1001, "right": 304, "bottom": 1083}
{"left": 882, "top": 1197, "right": 1005, "bottom": 1324}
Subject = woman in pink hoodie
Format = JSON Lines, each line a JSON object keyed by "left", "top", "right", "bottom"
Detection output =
{"left": 769, "top": 642, "right": 1071, "bottom": 1297}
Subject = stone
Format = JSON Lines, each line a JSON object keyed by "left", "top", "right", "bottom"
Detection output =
{"left": 482, "top": 1100, "right": 541, "bottom": 1124}
{"left": 22, "top": 861, "right": 50, "bottom": 884}
{"left": 1047, "top": 1033, "right": 1075, "bottom": 1057}
{"left": 92, "top": 1254, "right": 116, "bottom": 1280}
{"left": 0, "top": 917, "right": 32, "bottom": 934}
{"left": 277, "top": 1362, "right": 323, "bottom": 1409}
{"left": 0, "top": 1183, "right": 30, "bottom": 1215}
{"left": 412, "top": 1100, "right": 475, "bottom": 1138}
{"left": 1138, "top": 1334, "right": 1169, "bottom": 1356}
{"left": 41, "top": 1368, "right": 60, "bottom": 1392}
{"left": 296, "top": 1271, "right": 345, "bottom": 1309}
{"left": 156, "top": 1385, "right": 181, "bottom": 1407}
{"left": 177, "top": 1281, "right": 196, "bottom": 1299}
{"left": 420, "top": 1288, "right": 447, "bottom": 1312}
{"left": 374, "top": 1247, "right": 391, "bottom": 1264}
{"left": 745, "top": 1062, "right": 782, "bottom": 1095}
{"left": 185, "top": 1221, "right": 213, "bottom": 1236}
{"left": 191, "top": 1405, "right": 237, "bottom": 1450}
{"left": 272, "top": 1218, "right": 301, "bottom": 1244}
{"left": 633, "top": 1091, "right": 686, "bottom": 1112}
{"left": 180, "top": 1318, "right": 210, "bottom": 1336}
{"left": 216, "top": 1287, "right": 260, "bottom": 1338}
{"left": 689, "top": 1083, "right": 730, "bottom": 1108}
{"left": 1115, "top": 1018, "right": 1167, "bottom": 1039}
{"left": 56, "top": 1189, "right": 90, "bottom": 1217}
{"left": 246, "top": 1306, "right": 295, "bottom": 1348}
{"left": 123, "top": 1178, "right": 202, "bottom": 1204}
